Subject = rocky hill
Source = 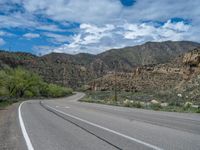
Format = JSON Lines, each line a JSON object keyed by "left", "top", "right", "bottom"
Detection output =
{"left": 0, "top": 41, "right": 200, "bottom": 89}
{"left": 88, "top": 47, "right": 200, "bottom": 102}
{"left": 96, "top": 41, "right": 200, "bottom": 71}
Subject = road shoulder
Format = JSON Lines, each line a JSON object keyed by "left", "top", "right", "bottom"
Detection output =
{"left": 0, "top": 102, "right": 26, "bottom": 150}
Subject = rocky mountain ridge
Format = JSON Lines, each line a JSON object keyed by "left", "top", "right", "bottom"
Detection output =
{"left": 87, "top": 47, "right": 200, "bottom": 102}
{"left": 0, "top": 41, "right": 200, "bottom": 89}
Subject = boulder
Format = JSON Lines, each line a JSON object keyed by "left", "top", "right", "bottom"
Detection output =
{"left": 183, "top": 48, "right": 200, "bottom": 66}
{"left": 151, "top": 99, "right": 159, "bottom": 104}
{"left": 161, "top": 103, "right": 168, "bottom": 107}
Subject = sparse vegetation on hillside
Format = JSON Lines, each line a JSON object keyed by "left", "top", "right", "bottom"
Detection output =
{"left": 80, "top": 91, "right": 200, "bottom": 113}
{"left": 1, "top": 41, "right": 199, "bottom": 88}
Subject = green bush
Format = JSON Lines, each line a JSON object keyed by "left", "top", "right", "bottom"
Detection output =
{"left": 45, "top": 84, "right": 73, "bottom": 98}
{"left": 134, "top": 102, "right": 142, "bottom": 108}
{"left": 196, "top": 109, "right": 200, "bottom": 113}
{"left": 150, "top": 103, "right": 162, "bottom": 110}
{"left": 24, "top": 90, "right": 34, "bottom": 98}
{"left": 0, "top": 67, "right": 73, "bottom": 99}
{"left": 0, "top": 67, "right": 43, "bottom": 98}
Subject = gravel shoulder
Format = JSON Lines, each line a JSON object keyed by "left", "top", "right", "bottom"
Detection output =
{"left": 0, "top": 102, "right": 26, "bottom": 150}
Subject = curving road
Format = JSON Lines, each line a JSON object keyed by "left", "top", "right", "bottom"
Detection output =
{"left": 19, "top": 92, "right": 200, "bottom": 150}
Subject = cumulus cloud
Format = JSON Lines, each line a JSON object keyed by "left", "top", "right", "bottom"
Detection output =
{"left": 122, "top": 20, "right": 190, "bottom": 41}
{"left": 22, "top": 0, "right": 122, "bottom": 24}
{"left": 53, "top": 24, "right": 115, "bottom": 53}
{"left": 52, "top": 20, "right": 191, "bottom": 54}
{"left": 20, "top": 0, "right": 200, "bottom": 25}
{"left": 0, "top": 0, "right": 200, "bottom": 54}
{"left": 23, "top": 33, "right": 40, "bottom": 39}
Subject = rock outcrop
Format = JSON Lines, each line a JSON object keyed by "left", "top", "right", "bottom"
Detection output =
{"left": 87, "top": 48, "right": 200, "bottom": 102}
{"left": 183, "top": 48, "right": 200, "bottom": 67}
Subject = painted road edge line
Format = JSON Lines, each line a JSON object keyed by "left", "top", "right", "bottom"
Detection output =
{"left": 18, "top": 101, "right": 34, "bottom": 150}
{"left": 46, "top": 104, "right": 163, "bottom": 150}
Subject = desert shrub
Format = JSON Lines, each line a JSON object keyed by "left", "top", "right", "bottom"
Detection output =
{"left": 123, "top": 99, "right": 142, "bottom": 108}
{"left": 0, "top": 87, "right": 9, "bottom": 97}
{"left": 0, "top": 67, "right": 73, "bottom": 99}
{"left": 134, "top": 102, "right": 142, "bottom": 108}
{"left": 184, "top": 102, "right": 192, "bottom": 108}
{"left": 150, "top": 103, "right": 162, "bottom": 110}
{"left": 24, "top": 90, "right": 34, "bottom": 98}
{"left": 196, "top": 108, "right": 200, "bottom": 113}
{"left": 123, "top": 99, "right": 133, "bottom": 107}
{"left": 45, "top": 84, "right": 73, "bottom": 98}
{"left": 0, "top": 67, "right": 43, "bottom": 98}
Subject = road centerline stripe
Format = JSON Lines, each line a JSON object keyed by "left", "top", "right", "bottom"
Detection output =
{"left": 45, "top": 104, "right": 163, "bottom": 150}
{"left": 18, "top": 101, "right": 34, "bottom": 150}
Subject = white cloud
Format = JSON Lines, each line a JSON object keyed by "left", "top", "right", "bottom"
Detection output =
{"left": 43, "top": 32, "right": 70, "bottom": 43}
{"left": 163, "top": 20, "right": 190, "bottom": 32}
{"left": 58, "top": 24, "right": 114, "bottom": 52}
{"left": 20, "top": 0, "right": 200, "bottom": 26}
{"left": 0, "top": 0, "right": 200, "bottom": 54}
{"left": 22, "top": 0, "right": 122, "bottom": 24}
{"left": 0, "top": 38, "right": 5, "bottom": 46}
{"left": 23, "top": 33, "right": 40, "bottom": 39}
{"left": 79, "top": 24, "right": 114, "bottom": 45}
{"left": 0, "top": 13, "right": 37, "bottom": 29}
{"left": 36, "top": 25, "right": 66, "bottom": 32}
{"left": 52, "top": 20, "right": 191, "bottom": 54}
{"left": 122, "top": 20, "right": 190, "bottom": 41}
{"left": 0, "top": 13, "right": 64, "bottom": 32}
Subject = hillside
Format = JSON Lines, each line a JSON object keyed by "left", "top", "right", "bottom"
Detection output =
{"left": 97, "top": 41, "right": 200, "bottom": 71}
{"left": 88, "top": 47, "right": 200, "bottom": 103}
{"left": 0, "top": 41, "right": 200, "bottom": 88}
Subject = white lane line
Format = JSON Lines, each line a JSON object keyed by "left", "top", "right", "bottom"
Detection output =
{"left": 45, "top": 104, "right": 163, "bottom": 150}
{"left": 55, "top": 105, "right": 70, "bottom": 109}
{"left": 18, "top": 101, "right": 34, "bottom": 150}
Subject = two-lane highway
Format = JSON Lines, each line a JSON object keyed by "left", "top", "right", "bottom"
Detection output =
{"left": 19, "top": 93, "right": 200, "bottom": 150}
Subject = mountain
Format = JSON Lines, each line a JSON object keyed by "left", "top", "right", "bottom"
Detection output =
{"left": 0, "top": 41, "right": 200, "bottom": 88}
{"left": 88, "top": 47, "right": 200, "bottom": 103}
{"left": 96, "top": 41, "right": 200, "bottom": 71}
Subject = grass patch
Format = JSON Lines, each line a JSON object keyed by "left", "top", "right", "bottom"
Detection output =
{"left": 80, "top": 91, "right": 200, "bottom": 113}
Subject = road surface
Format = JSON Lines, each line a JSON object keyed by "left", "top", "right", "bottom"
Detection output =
{"left": 19, "top": 92, "right": 200, "bottom": 150}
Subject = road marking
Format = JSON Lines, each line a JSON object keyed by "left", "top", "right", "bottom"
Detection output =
{"left": 55, "top": 105, "right": 70, "bottom": 109}
{"left": 46, "top": 104, "right": 163, "bottom": 150}
{"left": 18, "top": 101, "right": 34, "bottom": 150}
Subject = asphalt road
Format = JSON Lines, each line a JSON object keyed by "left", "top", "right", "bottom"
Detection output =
{"left": 19, "top": 92, "right": 200, "bottom": 150}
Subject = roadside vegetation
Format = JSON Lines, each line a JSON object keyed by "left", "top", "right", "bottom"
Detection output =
{"left": 80, "top": 91, "right": 200, "bottom": 113}
{"left": 0, "top": 67, "right": 73, "bottom": 108}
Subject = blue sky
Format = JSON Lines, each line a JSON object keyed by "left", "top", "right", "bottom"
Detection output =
{"left": 0, "top": 0, "right": 200, "bottom": 55}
